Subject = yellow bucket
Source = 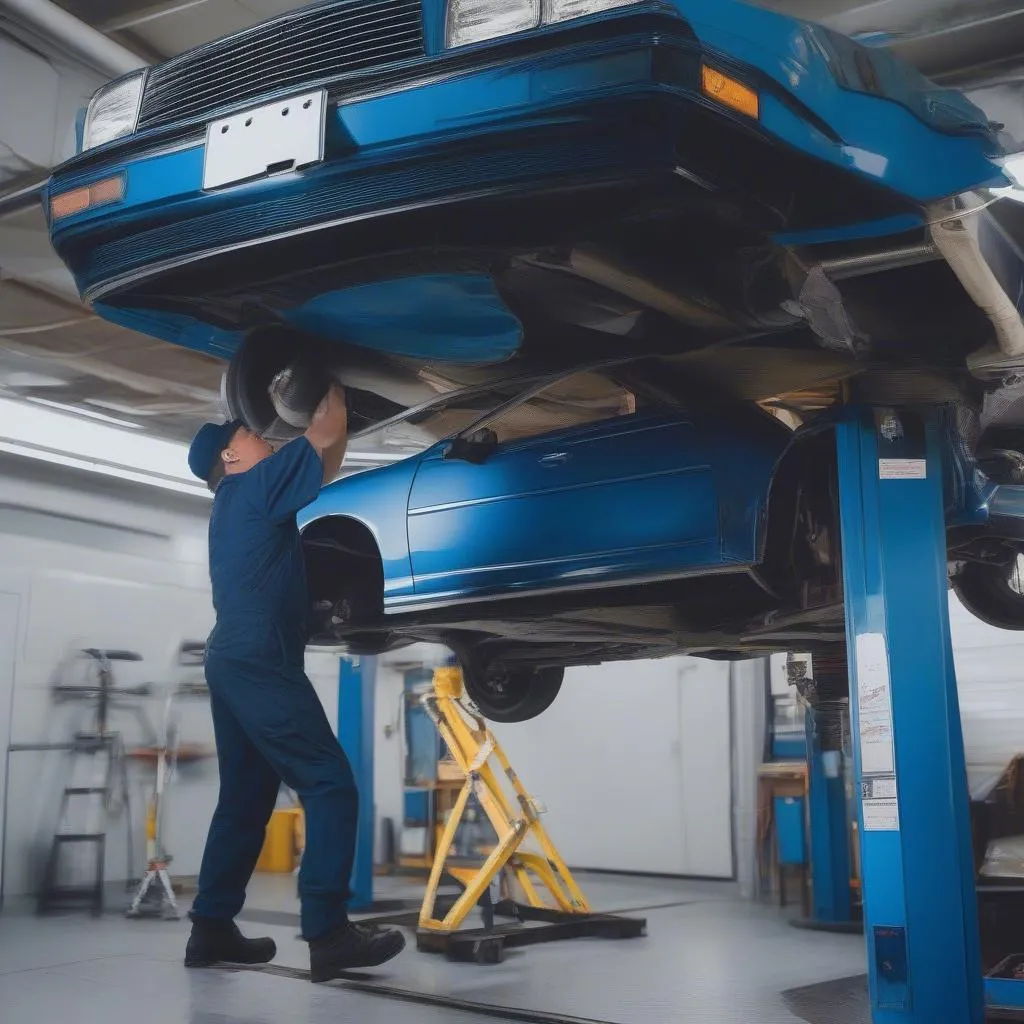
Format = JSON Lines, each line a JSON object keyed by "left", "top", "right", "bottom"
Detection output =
{"left": 255, "top": 807, "right": 304, "bottom": 873}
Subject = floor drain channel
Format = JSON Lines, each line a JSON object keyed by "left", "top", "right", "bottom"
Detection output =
{"left": 241, "top": 963, "right": 617, "bottom": 1024}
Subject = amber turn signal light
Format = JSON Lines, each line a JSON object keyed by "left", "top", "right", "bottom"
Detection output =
{"left": 701, "top": 65, "right": 760, "bottom": 120}
{"left": 50, "top": 175, "right": 125, "bottom": 221}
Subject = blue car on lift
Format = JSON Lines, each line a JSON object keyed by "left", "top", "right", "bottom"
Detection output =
{"left": 45, "top": 0, "right": 1014, "bottom": 398}
{"left": 42, "top": 0, "right": 1024, "bottom": 717}
{"left": 296, "top": 354, "right": 1024, "bottom": 722}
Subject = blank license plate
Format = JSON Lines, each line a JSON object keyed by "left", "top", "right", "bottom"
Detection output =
{"left": 202, "top": 90, "right": 326, "bottom": 191}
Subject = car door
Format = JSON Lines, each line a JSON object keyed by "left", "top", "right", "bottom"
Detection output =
{"left": 406, "top": 369, "right": 722, "bottom": 600}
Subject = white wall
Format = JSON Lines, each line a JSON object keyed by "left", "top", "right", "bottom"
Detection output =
{"left": 950, "top": 595, "right": 1024, "bottom": 799}
{"left": 499, "top": 658, "right": 734, "bottom": 878}
{"left": 0, "top": 453, "right": 219, "bottom": 900}
{"left": 0, "top": 453, "right": 348, "bottom": 902}
{"left": 0, "top": 592, "right": 19, "bottom": 878}
{"left": 371, "top": 645, "right": 739, "bottom": 879}
{"left": 732, "top": 658, "right": 767, "bottom": 898}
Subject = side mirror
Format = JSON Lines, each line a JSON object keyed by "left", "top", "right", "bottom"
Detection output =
{"left": 444, "top": 427, "right": 498, "bottom": 464}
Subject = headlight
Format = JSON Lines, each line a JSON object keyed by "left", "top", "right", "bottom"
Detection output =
{"left": 447, "top": 0, "right": 540, "bottom": 48}
{"left": 82, "top": 71, "right": 146, "bottom": 152}
{"left": 446, "top": 0, "right": 641, "bottom": 48}
{"left": 546, "top": 0, "right": 639, "bottom": 25}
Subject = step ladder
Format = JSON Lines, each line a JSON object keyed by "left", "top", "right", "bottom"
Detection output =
{"left": 37, "top": 648, "right": 147, "bottom": 917}
{"left": 37, "top": 732, "right": 130, "bottom": 916}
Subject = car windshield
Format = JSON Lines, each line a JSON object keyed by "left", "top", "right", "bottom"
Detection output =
{"left": 345, "top": 367, "right": 650, "bottom": 460}
{"left": 345, "top": 378, "right": 544, "bottom": 460}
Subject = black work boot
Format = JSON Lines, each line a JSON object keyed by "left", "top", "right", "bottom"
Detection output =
{"left": 309, "top": 921, "right": 406, "bottom": 982}
{"left": 184, "top": 916, "right": 277, "bottom": 968}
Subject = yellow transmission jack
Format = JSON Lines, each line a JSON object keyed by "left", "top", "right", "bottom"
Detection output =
{"left": 415, "top": 662, "right": 646, "bottom": 964}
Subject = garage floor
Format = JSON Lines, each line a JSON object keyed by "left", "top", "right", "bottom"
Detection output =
{"left": 0, "top": 873, "right": 870, "bottom": 1024}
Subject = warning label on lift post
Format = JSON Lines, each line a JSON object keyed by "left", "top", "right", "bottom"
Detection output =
{"left": 861, "top": 777, "right": 900, "bottom": 831}
{"left": 878, "top": 459, "right": 927, "bottom": 480}
{"left": 855, "top": 633, "right": 901, "bottom": 832}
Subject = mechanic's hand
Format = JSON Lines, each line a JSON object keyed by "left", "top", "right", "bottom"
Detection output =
{"left": 313, "top": 382, "right": 347, "bottom": 422}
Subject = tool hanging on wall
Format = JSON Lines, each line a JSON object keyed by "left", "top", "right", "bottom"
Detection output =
{"left": 415, "top": 660, "right": 646, "bottom": 964}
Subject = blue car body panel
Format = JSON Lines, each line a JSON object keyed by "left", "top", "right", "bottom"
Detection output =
{"left": 299, "top": 456, "right": 422, "bottom": 600}
{"left": 405, "top": 413, "right": 722, "bottom": 600}
{"left": 298, "top": 405, "right": 789, "bottom": 612}
{"left": 298, "top": 399, "right": 1024, "bottom": 616}
{"left": 284, "top": 276, "right": 524, "bottom": 363}
{"left": 45, "top": 0, "right": 1007, "bottom": 367}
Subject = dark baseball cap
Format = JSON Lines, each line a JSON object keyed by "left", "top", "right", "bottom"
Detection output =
{"left": 188, "top": 420, "right": 243, "bottom": 481}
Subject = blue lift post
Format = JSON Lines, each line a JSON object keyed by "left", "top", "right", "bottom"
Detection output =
{"left": 804, "top": 705, "right": 853, "bottom": 928}
{"left": 337, "top": 655, "right": 377, "bottom": 912}
{"left": 836, "top": 407, "right": 983, "bottom": 1022}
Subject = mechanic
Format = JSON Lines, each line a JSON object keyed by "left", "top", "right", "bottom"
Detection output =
{"left": 183, "top": 383, "right": 405, "bottom": 982}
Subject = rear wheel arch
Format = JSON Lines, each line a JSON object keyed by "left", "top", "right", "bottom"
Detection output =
{"left": 759, "top": 426, "right": 841, "bottom": 595}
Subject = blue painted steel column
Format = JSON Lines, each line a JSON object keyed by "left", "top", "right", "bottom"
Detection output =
{"left": 337, "top": 655, "right": 376, "bottom": 912}
{"left": 836, "top": 407, "right": 981, "bottom": 1022}
{"left": 805, "top": 707, "right": 852, "bottom": 924}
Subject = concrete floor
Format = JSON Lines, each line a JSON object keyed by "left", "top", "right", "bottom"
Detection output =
{"left": 0, "top": 872, "right": 869, "bottom": 1024}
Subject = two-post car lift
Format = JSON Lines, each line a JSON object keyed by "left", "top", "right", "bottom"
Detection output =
{"left": 823, "top": 405, "right": 1014, "bottom": 1022}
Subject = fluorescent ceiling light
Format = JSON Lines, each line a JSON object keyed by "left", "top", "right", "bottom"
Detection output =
{"left": 25, "top": 396, "right": 144, "bottom": 429}
{"left": 0, "top": 441, "right": 211, "bottom": 498}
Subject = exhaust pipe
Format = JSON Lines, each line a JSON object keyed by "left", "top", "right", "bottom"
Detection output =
{"left": 928, "top": 195, "right": 1024, "bottom": 375}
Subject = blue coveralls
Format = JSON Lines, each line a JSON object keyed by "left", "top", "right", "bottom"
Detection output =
{"left": 192, "top": 437, "right": 357, "bottom": 940}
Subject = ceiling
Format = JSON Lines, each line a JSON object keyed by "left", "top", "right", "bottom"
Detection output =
{"left": 51, "top": 0, "right": 311, "bottom": 62}
{"left": 1, "top": 0, "right": 1023, "bottom": 452}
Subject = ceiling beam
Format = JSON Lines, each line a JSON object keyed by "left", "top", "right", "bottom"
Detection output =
{"left": 100, "top": 0, "right": 219, "bottom": 33}
{"left": 0, "top": 0, "right": 146, "bottom": 77}
{"left": 0, "top": 177, "right": 45, "bottom": 223}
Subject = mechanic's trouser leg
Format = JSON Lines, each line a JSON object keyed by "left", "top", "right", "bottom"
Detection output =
{"left": 192, "top": 691, "right": 281, "bottom": 922}
{"left": 193, "top": 654, "right": 358, "bottom": 940}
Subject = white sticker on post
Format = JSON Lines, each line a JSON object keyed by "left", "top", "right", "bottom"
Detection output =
{"left": 864, "top": 777, "right": 897, "bottom": 801}
{"left": 855, "top": 633, "right": 896, "bottom": 776}
{"left": 878, "top": 458, "right": 927, "bottom": 480}
{"left": 862, "top": 797, "right": 900, "bottom": 831}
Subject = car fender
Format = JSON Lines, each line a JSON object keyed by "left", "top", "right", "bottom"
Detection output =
{"left": 299, "top": 455, "right": 422, "bottom": 599}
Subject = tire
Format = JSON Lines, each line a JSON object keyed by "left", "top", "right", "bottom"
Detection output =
{"left": 224, "top": 326, "right": 330, "bottom": 436}
{"left": 977, "top": 427, "right": 1024, "bottom": 485}
{"left": 225, "top": 326, "right": 409, "bottom": 437}
{"left": 952, "top": 557, "right": 1024, "bottom": 631}
{"left": 461, "top": 661, "right": 564, "bottom": 723}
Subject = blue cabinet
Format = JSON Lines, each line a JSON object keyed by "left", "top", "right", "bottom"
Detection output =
{"left": 775, "top": 796, "right": 807, "bottom": 867}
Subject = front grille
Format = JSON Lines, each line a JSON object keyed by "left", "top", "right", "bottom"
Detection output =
{"left": 137, "top": 0, "right": 425, "bottom": 132}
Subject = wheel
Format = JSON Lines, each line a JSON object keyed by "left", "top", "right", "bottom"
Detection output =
{"left": 461, "top": 660, "right": 564, "bottom": 723}
{"left": 978, "top": 427, "right": 1024, "bottom": 485}
{"left": 952, "top": 554, "right": 1024, "bottom": 631}
{"left": 224, "top": 325, "right": 332, "bottom": 436}
{"left": 224, "top": 326, "right": 409, "bottom": 437}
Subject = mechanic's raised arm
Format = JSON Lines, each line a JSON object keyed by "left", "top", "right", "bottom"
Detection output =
{"left": 305, "top": 383, "right": 348, "bottom": 484}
